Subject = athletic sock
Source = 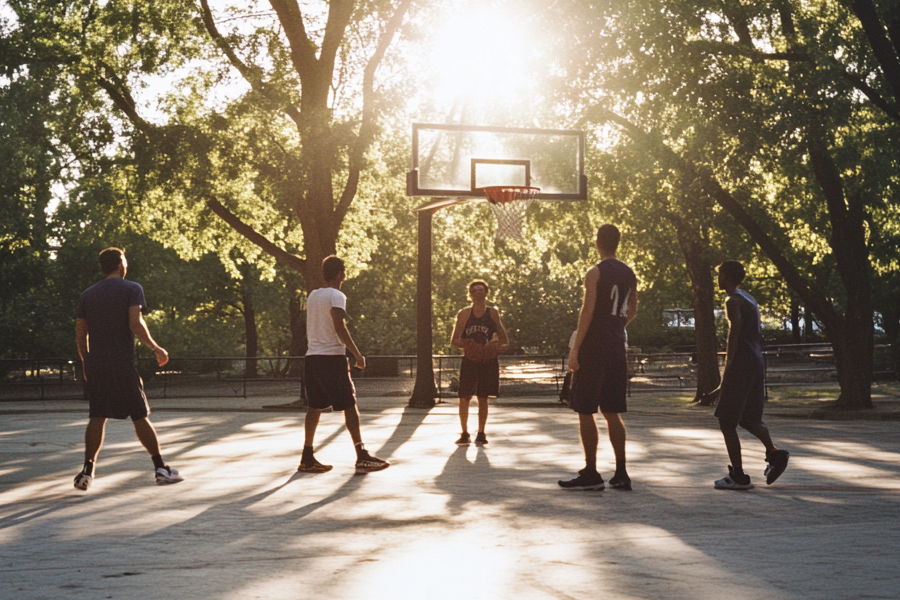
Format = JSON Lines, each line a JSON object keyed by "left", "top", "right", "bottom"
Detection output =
{"left": 355, "top": 443, "right": 367, "bottom": 459}
{"left": 151, "top": 454, "right": 165, "bottom": 470}
{"left": 82, "top": 460, "right": 95, "bottom": 477}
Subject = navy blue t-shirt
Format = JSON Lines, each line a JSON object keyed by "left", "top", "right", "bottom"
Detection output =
{"left": 582, "top": 258, "right": 637, "bottom": 354}
{"left": 76, "top": 278, "right": 148, "bottom": 359}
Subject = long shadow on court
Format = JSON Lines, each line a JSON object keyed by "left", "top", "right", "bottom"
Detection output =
{"left": 2, "top": 410, "right": 900, "bottom": 599}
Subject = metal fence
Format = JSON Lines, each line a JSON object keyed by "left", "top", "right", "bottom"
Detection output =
{"left": 1, "top": 344, "right": 895, "bottom": 402}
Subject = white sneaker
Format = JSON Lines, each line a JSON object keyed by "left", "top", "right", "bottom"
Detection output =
{"left": 714, "top": 466, "right": 753, "bottom": 490}
{"left": 74, "top": 471, "right": 92, "bottom": 491}
{"left": 155, "top": 466, "right": 184, "bottom": 485}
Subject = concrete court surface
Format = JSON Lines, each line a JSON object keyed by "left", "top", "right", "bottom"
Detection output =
{"left": 1, "top": 400, "right": 899, "bottom": 600}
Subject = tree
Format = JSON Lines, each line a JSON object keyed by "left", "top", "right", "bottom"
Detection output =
{"left": 551, "top": 0, "right": 900, "bottom": 409}
{"left": 196, "top": 0, "right": 415, "bottom": 292}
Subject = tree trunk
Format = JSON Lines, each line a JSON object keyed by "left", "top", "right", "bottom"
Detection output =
{"left": 803, "top": 307, "right": 814, "bottom": 342}
{"left": 288, "top": 289, "right": 307, "bottom": 375}
{"left": 790, "top": 298, "right": 801, "bottom": 343}
{"left": 669, "top": 214, "right": 721, "bottom": 401}
{"left": 888, "top": 297, "right": 900, "bottom": 379}
{"left": 807, "top": 134, "right": 875, "bottom": 409}
{"left": 241, "top": 285, "right": 259, "bottom": 379}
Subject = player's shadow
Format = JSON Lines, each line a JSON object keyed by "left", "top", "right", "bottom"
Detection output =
{"left": 433, "top": 445, "right": 493, "bottom": 516}
{"left": 371, "top": 407, "right": 429, "bottom": 460}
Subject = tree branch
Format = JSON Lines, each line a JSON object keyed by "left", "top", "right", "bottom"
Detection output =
{"left": 267, "top": 0, "right": 319, "bottom": 85}
{"left": 199, "top": 0, "right": 302, "bottom": 126}
{"left": 688, "top": 40, "right": 807, "bottom": 61}
{"left": 206, "top": 197, "right": 307, "bottom": 274}
{"left": 690, "top": 40, "right": 900, "bottom": 123}
{"left": 585, "top": 107, "right": 843, "bottom": 332}
{"left": 96, "top": 77, "right": 151, "bottom": 132}
{"left": 319, "top": 0, "right": 356, "bottom": 81}
{"left": 720, "top": 0, "right": 755, "bottom": 49}
{"left": 849, "top": 0, "right": 900, "bottom": 104}
{"left": 833, "top": 63, "right": 900, "bottom": 123}
{"left": 335, "top": 0, "right": 414, "bottom": 227}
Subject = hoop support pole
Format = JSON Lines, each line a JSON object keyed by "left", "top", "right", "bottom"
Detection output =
{"left": 409, "top": 208, "right": 437, "bottom": 407}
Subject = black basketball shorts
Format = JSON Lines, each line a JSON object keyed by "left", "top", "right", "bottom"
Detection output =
{"left": 570, "top": 351, "right": 628, "bottom": 415}
{"left": 458, "top": 357, "right": 499, "bottom": 399}
{"left": 84, "top": 355, "right": 151, "bottom": 421}
{"left": 304, "top": 355, "right": 358, "bottom": 411}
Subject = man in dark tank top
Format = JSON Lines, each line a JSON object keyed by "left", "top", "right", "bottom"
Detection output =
{"left": 450, "top": 280, "right": 509, "bottom": 446}
{"left": 701, "top": 261, "right": 789, "bottom": 490}
{"left": 559, "top": 224, "right": 637, "bottom": 491}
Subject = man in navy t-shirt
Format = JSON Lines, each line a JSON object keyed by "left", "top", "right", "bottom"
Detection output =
{"left": 73, "top": 248, "right": 184, "bottom": 491}
{"left": 559, "top": 224, "right": 638, "bottom": 491}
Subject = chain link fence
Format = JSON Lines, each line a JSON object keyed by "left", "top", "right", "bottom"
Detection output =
{"left": 1, "top": 344, "right": 895, "bottom": 402}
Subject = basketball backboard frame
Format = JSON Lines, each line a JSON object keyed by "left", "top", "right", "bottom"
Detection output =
{"left": 407, "top": 123, "right": 587, "bottom": 201}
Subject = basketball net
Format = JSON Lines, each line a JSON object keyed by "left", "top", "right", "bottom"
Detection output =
{"left": 480, "top": 186, "right": 540, "bottom": 241}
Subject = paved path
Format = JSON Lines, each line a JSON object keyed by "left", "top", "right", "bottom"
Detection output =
{"left": 1, "top": 398, "right": 898, "bottom": 599}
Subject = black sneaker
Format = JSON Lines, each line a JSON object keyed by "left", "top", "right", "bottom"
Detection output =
{"left": 355, "top": 452, "right": 390, "bottom": 473}
{"left": 455, "top": 433, "right": 471, "bottom": 445}
{"left": 558, "top": 468, "right": 605, "bottom": 491}
{"left": 765, "top": 449, "right": 790, "bottom": 485}
{"left": 474, "top": 432, "right": 488, "bottom": 445}
{"left": 73, "top": 471, "right": 92, "bottom": 491}
{"left": 608, "top": 472, "right": 632, "bottom": 491}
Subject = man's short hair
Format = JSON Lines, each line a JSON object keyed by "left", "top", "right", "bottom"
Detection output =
{"left": 99, "top": 248, "right": 125, "bottom": 275}
{"left": 468, "top": 279, "right": 490, "bottom": 295}
{"left": 718, "top": 260, "right": 746, "bottom": 285}
{"left": 596, "top": 224, "right": 621, "bottom": 253}
{"left": 322, "top": 255, "right": 345, "bottom": 282}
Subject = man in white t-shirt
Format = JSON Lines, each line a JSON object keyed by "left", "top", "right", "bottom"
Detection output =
{"left": 298, "top": 255, "right": 390, "bottom": 474}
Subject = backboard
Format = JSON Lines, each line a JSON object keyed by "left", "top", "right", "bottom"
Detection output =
{"left": 407, "top": 123, "right": 587, "bottom": 200}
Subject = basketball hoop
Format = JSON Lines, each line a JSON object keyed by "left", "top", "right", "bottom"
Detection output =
{"left": 480, "top": 186, "right": 540, "bottom": 241}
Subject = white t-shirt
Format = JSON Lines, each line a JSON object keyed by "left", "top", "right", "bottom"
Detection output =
{"left": 306, "top": 287, "right": 348, "bottom": 356}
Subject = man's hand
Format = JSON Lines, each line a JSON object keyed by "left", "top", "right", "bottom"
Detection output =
{"left": 354, "top": 354, "right": 366, "bottom": 370}
{"left": 698, "top": 388, "right": 720, "bottom": 406}
{"left": 482, "top": 341, "right": 501, "bottom": 361}
{"left": 568, "top": 352, "right": 579, "bottom": 372}
{"left": 153, "top": 346, "right": 169, "bottom": 367}
{"left": 463, "top": 339, "right": 485, "bottom": 362}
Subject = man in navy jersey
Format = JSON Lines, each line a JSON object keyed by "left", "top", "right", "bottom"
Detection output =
{"left": 74, "top": 248, "right": 183, "bottom": 491}
{"left": 450, "top": 280, "right": 509, "bottom": 446}
{"left": 700, "top": 261, "right": 789, "bottom": 490}
{"left": 559, "top": 225, "right": 637, "bottom": 491}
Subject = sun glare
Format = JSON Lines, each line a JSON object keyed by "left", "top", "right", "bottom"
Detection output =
{"left": 429, "top": 6, "right": 533, "bottom": 108}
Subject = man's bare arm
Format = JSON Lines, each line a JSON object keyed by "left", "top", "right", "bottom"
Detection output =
{"left": 723, "top": 295, "right": 743, "bottom": 369}
{"left": 76, "top": 318, "right": 89, "bottom": 380}
{"left": 128, "top": 305, "right": 169, "bottom": 367}
{"left": 568, "top": 266, "right": 600, "bottom": 372}
{"left": 627, "top": 287, "right": 638, "bottom": 326}
{"left": 490, "top": 308, "right": 510, "bottom": 350}
{"left": 330, "top": 307, "right": 365, "bottom": 370}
